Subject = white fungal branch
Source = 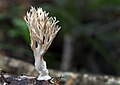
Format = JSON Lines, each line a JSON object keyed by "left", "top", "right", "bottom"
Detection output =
{"left": 24, "top": 7, "right": 61, "bottom": 80}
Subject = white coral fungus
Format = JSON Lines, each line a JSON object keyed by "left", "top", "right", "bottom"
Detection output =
{"left": 24, "top": 6, "right": 61, "bottom": 80}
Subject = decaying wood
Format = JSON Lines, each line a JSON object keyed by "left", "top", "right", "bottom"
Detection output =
{"left": 0, "top": 55, "right": 120, "bottom": 85}
{"left": 0, "top": 74, "right": 50, "bottom": 85}
{"left": 0, "top": 70, "right": 120, "bottom": 85}
{"left": 0, "top": 71, "right": 61, "bottom": 85}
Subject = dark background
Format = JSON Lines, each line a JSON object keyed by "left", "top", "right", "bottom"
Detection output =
{"left": 0, "top": 0, "right": 120, "bottom": 76}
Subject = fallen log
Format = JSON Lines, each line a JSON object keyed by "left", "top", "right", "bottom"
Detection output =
{"left": 0, "top": 55, "right": 120, "bottom": 85}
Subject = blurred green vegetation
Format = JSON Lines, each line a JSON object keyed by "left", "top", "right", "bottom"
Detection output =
{"left": 42, "top": 0, "right": 120, "bottom": 74}
{"left": 0, "top": 7, "right": 29, "bottom": 42}
{"left": 0, "top": 0, "right": 120, "bottom": 75}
